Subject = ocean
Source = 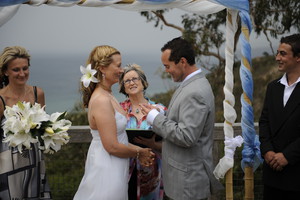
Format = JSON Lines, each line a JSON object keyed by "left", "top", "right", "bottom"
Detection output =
{"left": 28, "top": 53, "right": 176, "bottom": 114}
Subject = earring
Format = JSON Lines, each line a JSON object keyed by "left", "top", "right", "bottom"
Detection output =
{"left": 102, "top": 73, "right": 105, "bottom": 80}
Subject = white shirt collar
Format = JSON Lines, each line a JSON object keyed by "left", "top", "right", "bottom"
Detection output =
{"left": 182, "top": 68, "right": 202, "bottom": 83}
{"left": 279, "top": 73, "right": 300, "bottom": 87}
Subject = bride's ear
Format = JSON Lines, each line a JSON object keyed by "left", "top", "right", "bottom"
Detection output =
{"left": 99, "top": 66, "right": 106, "bottom": 74}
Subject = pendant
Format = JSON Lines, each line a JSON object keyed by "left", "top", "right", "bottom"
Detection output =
{"left": 135, "top": 108, "right": 139, "bottom": 114}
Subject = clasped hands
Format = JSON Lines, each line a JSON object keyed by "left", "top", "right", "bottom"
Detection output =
{"left": 264, "top": 151, "right": 288, "bottom": 171}
{"left": 138, "top": 148, "right": 155, "bottom": 167}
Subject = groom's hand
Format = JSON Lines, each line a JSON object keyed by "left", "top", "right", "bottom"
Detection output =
{"left": 139, "top": 104, "right": 155, "bottom": 116}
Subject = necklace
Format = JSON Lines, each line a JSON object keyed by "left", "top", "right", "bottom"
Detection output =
{"left": 135, "top": 108, "right": 140, "bottom": 114}
{"left": 7, "top": 85, "right": 27, "bottom": 100}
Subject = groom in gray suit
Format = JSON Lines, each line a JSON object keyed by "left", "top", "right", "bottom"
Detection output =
{"left": 140, "top": 37, "right": 222, "bottom": 200}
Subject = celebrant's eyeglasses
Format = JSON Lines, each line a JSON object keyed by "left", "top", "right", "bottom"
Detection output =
{"left": 124, "top": 77, "right": 141, "bottom": 85}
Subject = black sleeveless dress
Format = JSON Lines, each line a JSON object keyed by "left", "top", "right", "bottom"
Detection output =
{"left": 0, "top": 86, "right": 52, "bottom": 200}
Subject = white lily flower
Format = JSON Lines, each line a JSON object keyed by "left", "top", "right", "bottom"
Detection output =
{"left": 80, "top": 64, "right": 99, "bottom": 88}
{"left": 3, "top": 131, "right": 38, "bottom": 153}
{"left": 2, "top": 101, "right": 71, "bottom": 154}
{"left": 49, "top": 112, "right": 72, "bottom": 131}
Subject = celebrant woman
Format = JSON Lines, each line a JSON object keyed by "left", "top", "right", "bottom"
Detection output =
{"left": 73, "top": 45, "right": 154, "bottom": 200}
{"left": 0, "top": 46, "right": 52, "bottom": 199}
{"left": 119, "top": 64, "right": 167, "bottom": 200}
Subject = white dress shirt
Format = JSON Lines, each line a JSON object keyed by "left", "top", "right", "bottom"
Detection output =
{"left": 279, "top": 73, "right": 300, "bottom": 106}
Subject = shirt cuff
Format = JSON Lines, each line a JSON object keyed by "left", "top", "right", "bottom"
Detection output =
{"left": 153, "top": 104, "right": 165, "bottom": 115}
{"left": 146, "top": 109, "right": 160, "bottom": 125}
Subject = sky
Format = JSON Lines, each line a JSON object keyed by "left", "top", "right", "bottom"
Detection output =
{"left": 0, "top": 3, "right": 279, "bottom": 58}
{"left": 0, "top": 4, "right": 184, "bottom": 57}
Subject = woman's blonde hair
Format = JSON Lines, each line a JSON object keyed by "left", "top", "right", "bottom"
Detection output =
{"left": 0, "top": 46, "right": 30, "bottom": 88}
{"left": 81, "top": 45, "right": 120, "bottom": 107}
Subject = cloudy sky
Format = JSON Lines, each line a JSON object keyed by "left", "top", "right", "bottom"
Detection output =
{"left": 0, "top": 4, "right": 279, "bottom": 58}
{"left": 0, "top": 4, "right": 184, "bottom": 57}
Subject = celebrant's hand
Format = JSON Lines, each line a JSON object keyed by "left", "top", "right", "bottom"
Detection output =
{"left": 137, "top": 148, "right": 155, "bottom": 167}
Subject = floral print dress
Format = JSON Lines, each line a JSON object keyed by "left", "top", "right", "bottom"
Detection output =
{"left": 120, "top": 98, "right": 167, "bottom": 200}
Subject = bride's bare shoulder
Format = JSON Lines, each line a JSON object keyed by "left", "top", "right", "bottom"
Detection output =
{"left": 89, "top": 91, "right": 111, "bottom": 107}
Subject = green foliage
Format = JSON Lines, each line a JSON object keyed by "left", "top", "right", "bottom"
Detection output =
{"left": 140, "top": 2, "right": 299, "bottom": 65}
{"left": 149, "top": 88, "right": 175, "bottom": 108}
{"left": 182, "top": 10, "right": 227, "bottom": 68}
{"left": 65, "top": 101, "right": 88, "bottom": 125}
{"left": 252, "top": 0, "right": 300, "bottom": 38}
{"left": 45, "top": 143, "right": 90, "bottom": 200}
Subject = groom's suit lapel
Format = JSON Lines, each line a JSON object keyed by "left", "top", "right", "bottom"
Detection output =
{"left": 166, "top": 85, "right": 182, "bottom": 116}
{"left": 167, "top": 73, "right": 202, "bottom": 116}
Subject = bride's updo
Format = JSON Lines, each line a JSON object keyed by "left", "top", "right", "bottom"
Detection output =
{"left": 81, "top": 45, "right": 120, "bottom": 107}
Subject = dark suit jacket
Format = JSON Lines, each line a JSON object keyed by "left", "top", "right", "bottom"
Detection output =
{"left": 259, "top": 79, "right": 300, "bottom": 191}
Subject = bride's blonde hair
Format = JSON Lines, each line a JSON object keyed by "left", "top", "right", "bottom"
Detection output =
{"left": 81, "top": 45, "right": 120, "bottom": 107}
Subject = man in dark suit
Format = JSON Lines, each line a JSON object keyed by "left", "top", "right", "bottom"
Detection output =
{"left": 259, "top": 33, "right": 300, "bottom": 200}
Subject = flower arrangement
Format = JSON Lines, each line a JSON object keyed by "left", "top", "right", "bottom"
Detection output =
{"left": 2, "top": 101, "right": 72, "bottom": 154}
{"left": 80, "top": 64, "right": 99, "bottom": 88}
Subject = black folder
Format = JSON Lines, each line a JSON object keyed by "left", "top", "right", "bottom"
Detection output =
{"left": 126, "top": 129, "right": 161, "bottom": 147}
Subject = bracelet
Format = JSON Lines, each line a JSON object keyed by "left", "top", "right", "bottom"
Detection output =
{"left": 136, "top": 148, "right": 140, "bottom": 159}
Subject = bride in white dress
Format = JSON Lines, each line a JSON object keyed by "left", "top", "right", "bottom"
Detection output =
{"left": 74, "top": 45, "right": 154, "bottom": 200}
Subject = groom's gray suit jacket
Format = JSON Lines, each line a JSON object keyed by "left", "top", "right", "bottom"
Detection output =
{"left": 152, "top": 72, "right": 221, "bottom": 200}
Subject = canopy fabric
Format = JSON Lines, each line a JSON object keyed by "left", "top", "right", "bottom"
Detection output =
{"left": 0, "top": 0, "right": 227, "bottom": 27}
{"left": 0, "top": 0, "right": 261, "bottom": 179}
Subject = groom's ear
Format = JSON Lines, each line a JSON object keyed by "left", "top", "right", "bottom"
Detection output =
{"left": 180, "top": 57, "right": 189, "bottom": 68}
{"left": 181, "top": 57, "right": 189, "bottom": 64}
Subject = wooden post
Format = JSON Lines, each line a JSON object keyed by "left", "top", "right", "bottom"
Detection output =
{"left": 225, "top": 168, "right": 233, "bottom": 200}
{"left": 244, "top": 166, "right": 254, "bottom": 200}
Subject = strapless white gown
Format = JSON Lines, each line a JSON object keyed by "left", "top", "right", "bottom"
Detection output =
{"left": 73, "top": 111, "right": 129, "bottom": 200}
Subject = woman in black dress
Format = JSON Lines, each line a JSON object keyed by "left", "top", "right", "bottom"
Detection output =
{"left": 0, "top": 46, "right": 51, "bottom": 200}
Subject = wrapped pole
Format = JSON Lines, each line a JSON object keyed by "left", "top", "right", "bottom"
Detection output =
{"left": 244, "top": 166, "right": 254, "bottom": 200}
{"left": 213, "top": 10, "right": 243, "bottom": 200}
{"left": 225, "top": 168, "right": 233, "bottom": 200}
{"left": 238, "top": 1, "right": 263, "bottom": 199}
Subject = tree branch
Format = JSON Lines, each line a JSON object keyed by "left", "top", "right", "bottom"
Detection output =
{"left": 152, "top": 11, "right": 184, "bottom": 33}
{"left": 263, "top": 30, "right": 275, "bottom": 55}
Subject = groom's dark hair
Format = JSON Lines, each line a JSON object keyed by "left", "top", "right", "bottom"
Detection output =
{"left": 161, "top": 37, "right": 196, "bottom": 65}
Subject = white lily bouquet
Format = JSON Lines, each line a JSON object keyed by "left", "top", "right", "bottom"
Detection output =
{"left": 2, "top": 101, "right": 72, "bottom": 154}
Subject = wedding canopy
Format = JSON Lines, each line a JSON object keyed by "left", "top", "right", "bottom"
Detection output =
{"left": 0, "top": 0, "right": 261, "bottom": 181}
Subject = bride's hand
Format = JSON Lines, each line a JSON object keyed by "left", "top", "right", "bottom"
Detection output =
{"left": 137, "top": 148, "right": 155, "bottom": 167}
